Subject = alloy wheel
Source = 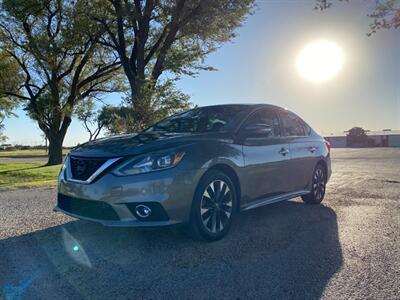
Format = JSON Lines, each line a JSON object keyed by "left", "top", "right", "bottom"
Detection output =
{"left": 313, "top": 167, "right": 326, "bottom": 201}
{"left": 200, "top": 180, "right": 233, "bottom": 233}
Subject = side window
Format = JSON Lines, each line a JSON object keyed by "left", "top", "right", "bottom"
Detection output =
{"left": 279, "top": 111, "right": 307, "bottom": 137}
{"left": 241, "top": 109, "right": 280, "bottom": 138}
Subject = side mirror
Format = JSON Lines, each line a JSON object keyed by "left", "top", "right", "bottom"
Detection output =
{"left": 243, "top": 123, "right": 273, "bottom": 136}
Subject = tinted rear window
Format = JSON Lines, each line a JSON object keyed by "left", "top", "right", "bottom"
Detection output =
{"left": 279, "top": 110, "right": 308, "bottom": 137}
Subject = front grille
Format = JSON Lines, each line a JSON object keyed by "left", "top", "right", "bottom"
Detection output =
{"left": 58, "top": 194, "right": 120, "bottom": 221}
{"left": 70, "top": 156, "right": 107, "bottom": 181}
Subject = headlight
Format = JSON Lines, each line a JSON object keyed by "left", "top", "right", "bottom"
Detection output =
{"left": 60, "top": 154, "right": 69, "bottom": 172}
{"left": 58, "top": 154, "right": 70, "bottom": 179}
{"left": 111, "top": 152, "right": 185, "bottom": 176}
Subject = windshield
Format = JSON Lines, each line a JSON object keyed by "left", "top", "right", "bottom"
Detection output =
{"left": 145, "top": 106, "right": 244, "bottom": 133}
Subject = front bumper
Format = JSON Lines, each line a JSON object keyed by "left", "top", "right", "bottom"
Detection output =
{"left": 55, "top": 167, "right": 202, "bottom": 227}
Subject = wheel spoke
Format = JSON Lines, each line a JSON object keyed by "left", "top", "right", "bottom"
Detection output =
{"left": 211, "top": 209, "right": 217, "bottom": 232}
{"left": 311, "top": 167, "right": 326, "bottom": 201}
{"left": 215, "top": 180, "right": 223, "bottom": 200}
{"left": 202, "top": 207, "right": 213, "bottom": 220}
{"left": 220, "top": 210, "right": 229, "bottom": 223}
{"left": 207, "top": 186, "right": 215, "bottom": 200}
{"left": 201, "top": 206, "right": 212, "bottom": 217}
{"left": 203, "top": 189, "right": 211, "bottom": 200}
{"left": 220, "top": 182, "right": 227, "bottom": 198}
{"left": 220, "top": 208, "right": 231, "bottom": 219}
{"left": 221, "top": 190, "right": 232, "bottom": 203}
{"left": 201, "top": 179, "right": 233, "bottom": 233}
{"left": 216, "top": 210, "right": 221, "bottom": 231}
{"left": 220, "top": 203, "right": 232, "bottom": 212}
{"left": 218, "top": 210, "right": 224, "bottom": 231}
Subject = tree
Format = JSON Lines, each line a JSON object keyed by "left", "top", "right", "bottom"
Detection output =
{"left": 76, "top": 99, "right": 106, "bottom": 141}
{"left": 91, "top": 0, "right": 254, "bottom": 131}
{"left": 315, "top": 0, "right": 400, "bottom": 35}
{"left": 0, "top": 107, "right": 12, "bottom": 143}
{"left": 346, "top": 126, "right": 369, "bottom": 147}
{"left": 0, "top": 51, "right": 20, "bottom": 142}
{"left": 0, "top": 99, "right": 16, "bottom": 143}
{"left": 0, "top": 0, "right": 122, "bottom": 165}
{"left": 101, "top": 81, "right": 191, "bottom": 135}
{"left": 99, "top": 105, "right": 134, "bottom": 135}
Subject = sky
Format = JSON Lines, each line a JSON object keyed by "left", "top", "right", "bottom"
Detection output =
{"left": 3, "top": 0, "right": 400, "bottom": 146}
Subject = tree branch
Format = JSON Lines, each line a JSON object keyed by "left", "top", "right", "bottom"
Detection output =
{"left": 151, "top": 0, "right": 188, "bottom": 80}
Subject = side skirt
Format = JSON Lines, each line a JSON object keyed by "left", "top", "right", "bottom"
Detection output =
{"left": 241, "top": 190, "right": 310, "bottom": 211}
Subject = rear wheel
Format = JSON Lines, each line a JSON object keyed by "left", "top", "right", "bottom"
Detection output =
{"left": 186, "top": 170, "right": 237, "bottom": 241}
{"left": 302, "top": 164, "right": 326, "bottom": 204}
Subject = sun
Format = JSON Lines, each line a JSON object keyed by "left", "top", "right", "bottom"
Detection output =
{"left": 296, "top": 40, "right": 344, "bottom": 83}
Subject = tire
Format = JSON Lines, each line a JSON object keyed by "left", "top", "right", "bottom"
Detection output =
{"left": 301, "top": 163, "right": 327, "bottom": 204}
{"left": 186, "top": 170, "right": 237, "bottom": 241}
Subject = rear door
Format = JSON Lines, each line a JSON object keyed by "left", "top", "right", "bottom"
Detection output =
{"left": 239, "top": 108, "right": 292, "bottom": 202}
{"left": 277, "top": 110, "right": 319, "bottom": 192}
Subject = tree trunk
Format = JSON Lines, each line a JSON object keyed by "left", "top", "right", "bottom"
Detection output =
{"left": 37, "top": 115, "right": 71, "bottom": 166}
{"left": 47, "top": 132, "right": 65, "bottom": 165}
{"left": 129, "top": 78, "right": 155, "bottom": 131}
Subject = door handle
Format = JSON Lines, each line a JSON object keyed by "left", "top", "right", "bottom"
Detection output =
{"left": 308, "top": 146, "right": 317, "bottom": 153}
{"left": 279, "top": 148, "right": 289, "bottom": 156}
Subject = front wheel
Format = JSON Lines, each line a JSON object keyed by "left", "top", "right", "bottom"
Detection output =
{"left": 302, "top": 164, "right": 327, "bottom": 204}
{"left": 186, "top": 170, "right": 237, "bottom": 241}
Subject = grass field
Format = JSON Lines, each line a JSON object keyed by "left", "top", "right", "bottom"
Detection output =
{"left": 0, "top": 149, "right": 70, "bottom": 157}
{"left": 0, "top": 162, "right": 61, "bottom": 190}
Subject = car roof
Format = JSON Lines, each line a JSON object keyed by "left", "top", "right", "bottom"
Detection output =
{"left": 192, "top": 103, "right": 287, "bottom": 133}
{"left": 197, "top": 103, "right": 283, "bottom": 110}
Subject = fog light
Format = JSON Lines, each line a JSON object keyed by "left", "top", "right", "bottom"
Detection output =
{"left": 135, "top": 205, "right": 152, "bottom": 218}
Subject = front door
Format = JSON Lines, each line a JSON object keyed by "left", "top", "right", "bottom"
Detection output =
{"left": 239, "top": 108, "right": 292, "bottom": 203}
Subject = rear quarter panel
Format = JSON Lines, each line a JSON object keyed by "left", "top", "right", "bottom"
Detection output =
{"left": 289, "top": 133, "right": 330, "bottom": 191}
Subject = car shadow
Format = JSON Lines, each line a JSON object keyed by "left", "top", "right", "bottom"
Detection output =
{"left": 0, "top": 200, "right": 342, "bottom": 299}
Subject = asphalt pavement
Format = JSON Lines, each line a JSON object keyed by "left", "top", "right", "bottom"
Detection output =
{"left": 0, "top": 148, "right": 399, "bottom": 299}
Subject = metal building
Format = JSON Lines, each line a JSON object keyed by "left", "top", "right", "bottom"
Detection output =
{"left": 324, "top": 130, "right": 400, "bottom": 148}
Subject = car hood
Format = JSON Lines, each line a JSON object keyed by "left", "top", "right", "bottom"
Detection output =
{"left": 70, "top": 132, "right": 222, "bottom": 158}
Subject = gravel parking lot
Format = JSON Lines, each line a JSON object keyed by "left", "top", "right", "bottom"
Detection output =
{"left": 1, "top": 148, "right": 399, "bottom": 299}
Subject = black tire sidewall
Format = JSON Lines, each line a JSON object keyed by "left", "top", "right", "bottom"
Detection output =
{"left": 303, "top": 164, "right": 327, "bottom": 204}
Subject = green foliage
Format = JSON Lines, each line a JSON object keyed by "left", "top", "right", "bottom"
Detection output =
{"left": 346, "top": 127, "right": 369, "bottom": 147}
{"left": 99, "top": 105, "right": 136, "bottom": 135}
{"left": 75, "top": 98, "right": 111, "bottom": 141}
{"left": 367, "top": 0, "right": 400, "bottom": 35}
{"left": 75, "top": 99, "right": 97, "bottom": 126}
{"left": 0, "top": 51, "right": 20, "bottom": 142}
{"left": 150, "top": 80, "right": 192, "bottom": 121}
{"left": 315, "top": 0, "right": 400, "bottom": 35}
{"left": 0, "top": 51, "right": 22, "bottom": 101}
{"left": 90, "top": 0, "right": 255, "bottom": 131}
{"left": 0, "top": 0, "right": 255, "bottom": 152}
{"left": 0, "top": 0, "right": 122, "bottom": 164}
{"left": 103, "top": 80, "right": 192, "bottom": 134}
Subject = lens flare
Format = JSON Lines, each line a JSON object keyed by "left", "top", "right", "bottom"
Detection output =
{"left": 296, "top": 40, "right": 344, "bottom": 83}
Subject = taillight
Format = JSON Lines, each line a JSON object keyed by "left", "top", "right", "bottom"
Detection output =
{"left": 325, "top": 140, "right": 331, "bottom": 154}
